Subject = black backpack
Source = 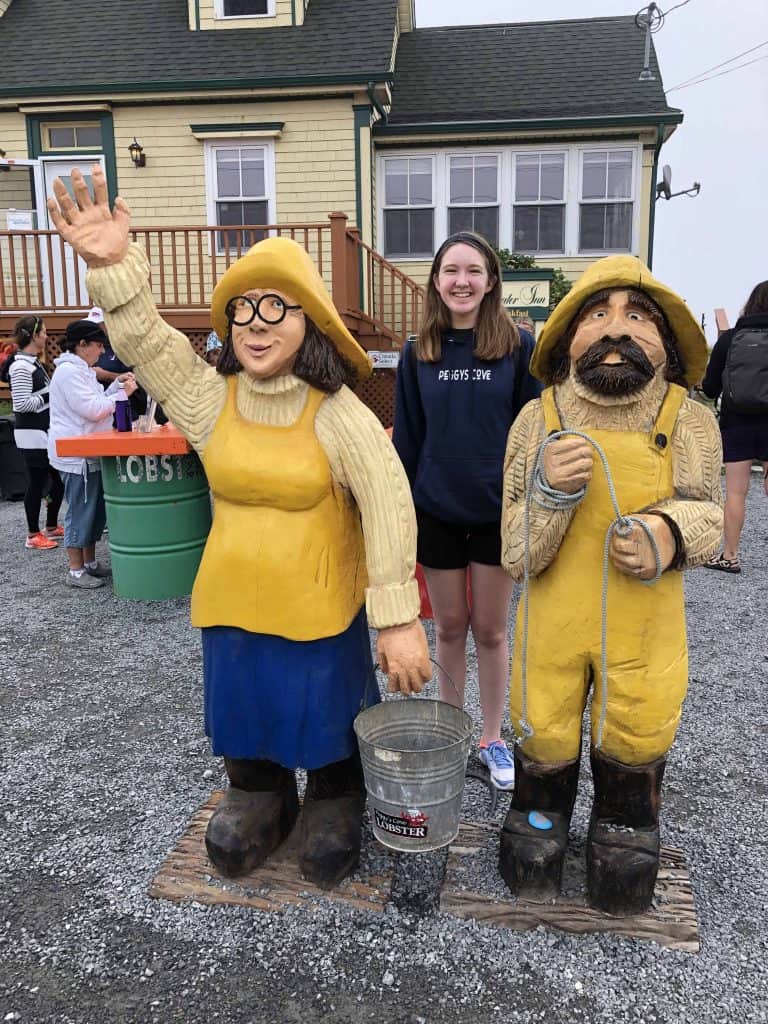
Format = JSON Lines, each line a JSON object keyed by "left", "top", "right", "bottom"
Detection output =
{"left": 722, "top": 328, "right": 768, "bottom": 414}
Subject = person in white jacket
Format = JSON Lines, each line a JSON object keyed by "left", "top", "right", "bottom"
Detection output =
{"left": 48, "top": 319, "right": 137, "bottom": 589}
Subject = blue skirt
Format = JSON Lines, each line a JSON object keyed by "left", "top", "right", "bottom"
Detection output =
{"left": 202, "top": 607, "right": 378, "bottom": 769}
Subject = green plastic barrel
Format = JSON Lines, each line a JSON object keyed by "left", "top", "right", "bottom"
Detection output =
{"left": 101, "top": 452, "right": 212, "bottom": 600}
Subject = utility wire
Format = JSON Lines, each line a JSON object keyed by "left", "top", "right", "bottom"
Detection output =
{"left": 667, "top": 52, "right": 768, "bottom": 93}
{"left": 666, "top": 39, "right": 768, "bottom": 91}
{"left": 662, "top": 0, "right": 693, "bottom": 14}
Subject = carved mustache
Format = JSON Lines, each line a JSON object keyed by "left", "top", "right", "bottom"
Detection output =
{"left": 575, "top": 335, "right": 655, "bottom": 376}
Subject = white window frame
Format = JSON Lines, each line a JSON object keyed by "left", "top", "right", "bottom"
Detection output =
{"left": 381, "top": 154, "right": 436, "bottom": 260}
{"left": 445, "top": 151, "right": 502, "bottom": 248}
{"left": 214, "top": 0, "right": 275, "bottom": 18}
{"left": 512, "top": 149, "right": 568, "bottom": 257}
{"left": 575, "top": 146, "right": 639, "bottom": 256}
{"left": 203, "top": 139, "right": 276, "bottom": 254}
{"left": 376, "top": 142, "right": 641, "bottom": 261}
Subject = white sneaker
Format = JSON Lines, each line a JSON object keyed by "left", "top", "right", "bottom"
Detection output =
{"left": 479, "top": 741, "right": 516, "bottom": 790}
{"left": 67, "top": 572, "right": 105, "bottom": 589}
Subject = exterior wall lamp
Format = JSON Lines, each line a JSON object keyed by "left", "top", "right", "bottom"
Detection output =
{"left": 128, "top": 138, "right": 146, "bottom": 168}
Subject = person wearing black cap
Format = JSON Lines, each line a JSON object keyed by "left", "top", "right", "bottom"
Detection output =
{"left": 47, "top": 319, "right": 137, "bottom": 589}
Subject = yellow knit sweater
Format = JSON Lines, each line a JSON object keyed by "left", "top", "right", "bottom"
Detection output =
{"left": 86, "top": 244, "right": 419, "bottom": 630}
{"left": 502, "top": 370, "right": 724, "bottom": 580}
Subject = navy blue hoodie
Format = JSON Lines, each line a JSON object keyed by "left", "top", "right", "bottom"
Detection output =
{"left": 393, "top": 328, "right": 541, "bottom": 525}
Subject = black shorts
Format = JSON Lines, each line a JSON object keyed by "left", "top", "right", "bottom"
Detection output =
{"left": 721, "top": 418, "right": 768, "bottom": 463}
{"left": 416, "top": 507, "right": 502, "bottom": 570}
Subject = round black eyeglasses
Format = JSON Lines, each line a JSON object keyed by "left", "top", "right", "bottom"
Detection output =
{"left": 226, "top": 293, "right": 302, "bottom": 327}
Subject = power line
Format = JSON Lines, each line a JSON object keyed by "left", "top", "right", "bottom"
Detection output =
{"left": 666, "top": 39, "right": 768, "bottom": 91}
{"left": 667, "top": 52, "right": 768, "bottom": 93}
{"left": 662, "top": 0, "right": 693, "bottom": 14}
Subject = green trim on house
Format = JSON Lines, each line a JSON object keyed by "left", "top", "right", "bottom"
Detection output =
{"left": 353, "top": 103, "right": 371, "bottom": 307}
{"left": 26, "top": 110, "right": 118, "bottom": 206}
{"left": 0, "top": 72, "right": 395, "bottom": 100}
{"left": 190, "top": 122, "right": 285, "bottom": 133}
{"left": 352, "top": 105, "right": 370, "bottom": 236}
{"left": 374, "top": 112, "right": 684, "bottom": 137}
{"left": 375, "top": 132, "right": 654, "bottom": 152}
{"left": 646, "top": 123, "right": 665, "bottom": 270}
{"left": 501, "top": 269, "right": 555, "bottom": 282}
{"left": 195, "top": 0, "right": 200, "bottom": 30}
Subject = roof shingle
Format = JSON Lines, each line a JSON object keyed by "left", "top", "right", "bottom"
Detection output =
{"left": 0, "top": 0, "right": 398, "bottom": 94}
{"left": 386, "top": 17, "right": 678, "bottom": 125}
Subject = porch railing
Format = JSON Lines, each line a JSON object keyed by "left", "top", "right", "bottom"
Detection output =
{"left": 0, "top": 212, "right": 425, "bottom": 345}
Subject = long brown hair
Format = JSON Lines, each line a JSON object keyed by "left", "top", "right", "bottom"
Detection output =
{"left": 416, "top": 231, "right": 518, "bottom": 363}
{"left": 742, "top": 280, "right": 768, "bottom": 318}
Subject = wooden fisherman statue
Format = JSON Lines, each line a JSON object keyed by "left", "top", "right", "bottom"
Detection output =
{"left": 500, "top": 257, "right": 723, "bottom": 916}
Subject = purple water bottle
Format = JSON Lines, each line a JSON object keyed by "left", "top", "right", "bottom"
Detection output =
{"left": 114, "top": 384, "right": 132, "bottom": 432}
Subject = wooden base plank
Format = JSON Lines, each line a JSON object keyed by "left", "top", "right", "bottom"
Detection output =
{"left": 148, "top": 791, "right": 389, "bottom": 913}
{"left": 150, "top": 792, "right": 699, "bottom": 952}
{"left": 442, "top": 820, "right": 700, "bottom": 953}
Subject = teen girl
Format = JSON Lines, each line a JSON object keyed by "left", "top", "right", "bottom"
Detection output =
{"left": 393, "top": 231, "right": 540, "bottom": 789}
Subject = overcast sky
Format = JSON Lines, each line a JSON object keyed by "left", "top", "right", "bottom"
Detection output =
{"left": 415, "top": 0, "right": 768, "bottom": 340}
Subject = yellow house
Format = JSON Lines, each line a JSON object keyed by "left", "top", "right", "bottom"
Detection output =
{"left": 0, "top": 0, "right": 683, "bottom": 363}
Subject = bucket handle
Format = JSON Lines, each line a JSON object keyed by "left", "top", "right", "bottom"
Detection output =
{"left": 362, "top": 657, "right": 461, "bottom": 709}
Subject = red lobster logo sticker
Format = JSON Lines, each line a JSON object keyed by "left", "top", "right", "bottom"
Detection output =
{"left": 400, "top": 809, "right": 429, "bottom": 828}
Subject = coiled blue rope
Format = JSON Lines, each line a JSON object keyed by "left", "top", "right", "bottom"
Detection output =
{"left": 518, "top": 430, "right": 663, "bottom": 750}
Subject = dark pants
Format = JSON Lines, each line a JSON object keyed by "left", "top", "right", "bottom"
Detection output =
{"left": 22, "top": 451, "right": 64, "bottom": 534}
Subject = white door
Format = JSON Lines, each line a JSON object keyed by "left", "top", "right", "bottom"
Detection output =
{"left": 41, "top": 157, "right": 105, "bottom": 307}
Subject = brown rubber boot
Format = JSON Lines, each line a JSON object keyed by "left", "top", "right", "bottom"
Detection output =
{"left": 586, "top": 748, "right": 666, "bottom": 917}
{"left": 205, "top": 757, "right": 299, "bottom": 878}
{"left": 299, "top": 750, "right": 366, "bottom": 890}
{"left": 499, "top": 748, "right": 580, "bottom": 902}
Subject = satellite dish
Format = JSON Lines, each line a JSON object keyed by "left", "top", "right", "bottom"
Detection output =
{"left": 657, "top": 164, "right": 672, "bottom": 200}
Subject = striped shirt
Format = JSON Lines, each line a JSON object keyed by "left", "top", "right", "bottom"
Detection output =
{"left": 9, "top": 353, "right": 50, "bottom": 450}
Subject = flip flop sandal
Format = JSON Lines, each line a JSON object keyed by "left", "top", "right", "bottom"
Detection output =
{"left": 704, "top": 554, "right": 741, "bottom": 574}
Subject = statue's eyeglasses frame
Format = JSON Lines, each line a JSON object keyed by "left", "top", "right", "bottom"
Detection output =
{"left": 225, "top": 294, "right": 303, "bottom": 327}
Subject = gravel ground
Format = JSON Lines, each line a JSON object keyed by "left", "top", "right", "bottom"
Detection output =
{"left": 1, "top": 477, "right": 766, "bottom": 1024}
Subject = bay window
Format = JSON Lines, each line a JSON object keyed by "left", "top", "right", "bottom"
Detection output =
{"left": 447, "top": 154, "right": 499, "bottom": 247}
{"left": 513, "top": 152, "right": 565, "bottom": 253}
{"left": 579, "top": 149, "right": 634, "bottom": 252}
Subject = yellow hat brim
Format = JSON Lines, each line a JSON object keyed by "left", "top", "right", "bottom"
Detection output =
{"left": 531, "top": 255, "right": 707, "bottom": 386}
{"left": 211, "top": 236, "right": 372, "bottom": 379}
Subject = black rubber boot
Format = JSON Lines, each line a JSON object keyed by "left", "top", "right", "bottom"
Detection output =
{"left": 299, "top": 750, "right": 366, "bottom": 890}
{"left": 586, "top": 748, "right": 666, "bottom": 917}
{"left": 499, "top": 748, "right": 580, "bottom": 902}
{"left": 205, "top": 757, "right": 299, "bottom": 878}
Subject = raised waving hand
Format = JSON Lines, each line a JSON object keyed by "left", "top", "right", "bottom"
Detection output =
{"left": 46, "top": 164, "right": 130, "bottom": 269}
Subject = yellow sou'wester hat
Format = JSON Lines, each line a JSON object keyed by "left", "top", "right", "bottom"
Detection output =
{"left": 531, "top": 255, "right": 707, "bottom": 386}
{"left": 211, "top": 236, "right": 372, "bottom": 379}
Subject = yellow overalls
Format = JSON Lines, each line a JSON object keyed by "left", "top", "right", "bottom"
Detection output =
{"left": 191, "top": 379, "right": 367, "bottom": 640}
{"left": 511, "top": 384, "right": 689, "bottom": 766}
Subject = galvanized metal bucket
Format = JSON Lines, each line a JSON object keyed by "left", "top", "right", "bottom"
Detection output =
{"left": 354, "top": 666, "right": 473, "bottom": 853}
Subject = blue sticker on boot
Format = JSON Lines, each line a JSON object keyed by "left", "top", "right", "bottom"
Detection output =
{"left": 528, "top": 810, "right": 553, "bottom": 830}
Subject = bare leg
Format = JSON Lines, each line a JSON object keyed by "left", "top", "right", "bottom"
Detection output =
{"left": 84, "top": 544, "right": 96, "bottom": 564}
{"left": 762, "top": 461, "right": 768, "bottom": 497}
{"left": 66, "top": 547, "right": 85, "bottom": 571}
{"left": 422, "top": 567, "right": 470, "bottom": 706}
{"left": 722, "top": 461, "right": 752, "bottom": 559}
{"left": 469, "top": 562, "right": 515, "bottom": 745}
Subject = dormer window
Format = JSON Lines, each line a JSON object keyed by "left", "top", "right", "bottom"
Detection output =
{"left": 216, "top": 0, "right": 271, "bottom": 16}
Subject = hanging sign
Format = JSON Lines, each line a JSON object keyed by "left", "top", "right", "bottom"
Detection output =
{"left": 501, "top": 279, "right": 551, "bottom": 310}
